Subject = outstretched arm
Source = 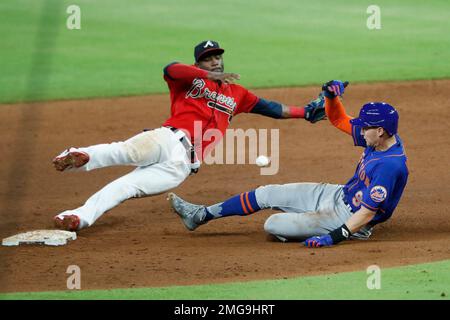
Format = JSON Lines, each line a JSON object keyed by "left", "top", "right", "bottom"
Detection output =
{"left": 322, "top": 80, "right": 354, "bottom": 135}
{"left": 250, "top": 93, "right": 326, "bottom": 123}
{"left": 325, "top": 97, "right": 353, "bottom": 135}
{"left": 250, "top": 98, "right": 302, "bottom": 119}
{"left": 164, "top": 62, "right": 240, "bottom": 84}
{"left": 323, "top": 81, "right": 370, "bottom": 147}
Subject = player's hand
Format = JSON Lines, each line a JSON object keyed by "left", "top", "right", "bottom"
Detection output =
{"left": 304, "top": 235, "right": 334, "bottom": 248}
{"left": 322, "top": 80, "right": 349, "bottom": 98}
{"left": 208, "top": 72, "right": 240, "bottom": 84}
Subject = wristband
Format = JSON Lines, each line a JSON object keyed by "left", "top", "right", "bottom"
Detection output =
{"left": 329, "top": 224, "right": 351, "bottom": 244}
{"left": 288, "top": 106, "right": 305, "bottom": 118}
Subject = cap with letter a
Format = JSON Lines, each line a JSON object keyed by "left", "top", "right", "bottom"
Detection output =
{"left": 194, "top": 40, "right": 225, "bottom": 62}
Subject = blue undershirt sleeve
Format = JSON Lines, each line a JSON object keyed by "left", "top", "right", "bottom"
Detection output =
{"left": 250, "top": 98, "right": 283, "bottom": 119}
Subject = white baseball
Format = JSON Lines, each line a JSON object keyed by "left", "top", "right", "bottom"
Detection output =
{"left": 255, "top": 155, "right": 270, "bottom": 167}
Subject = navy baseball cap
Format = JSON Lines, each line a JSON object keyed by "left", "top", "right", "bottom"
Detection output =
{"left": 194, "top": 40, "right": 225, "bottom": 62}
{"left": 350, "top": 102, "right": 399, "bottom": 135}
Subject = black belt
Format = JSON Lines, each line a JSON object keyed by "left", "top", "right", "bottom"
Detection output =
{"left": 165, "top": 126, "right": 199, "bottom": 174}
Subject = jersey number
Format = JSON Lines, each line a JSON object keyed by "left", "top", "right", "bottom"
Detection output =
{"left": 352, "top": 190, "right": 363, "bottom": 207}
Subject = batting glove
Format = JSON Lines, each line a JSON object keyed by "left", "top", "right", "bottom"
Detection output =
{"left": 304, "top": 235, "right": 334, "bottom": 248}
{"left": 322, "top": 80, "right": 348, "bottom": 98}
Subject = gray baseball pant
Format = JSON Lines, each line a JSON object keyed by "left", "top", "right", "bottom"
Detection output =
{"left": 255, "top": 182, "right": 354, "bottom": 241}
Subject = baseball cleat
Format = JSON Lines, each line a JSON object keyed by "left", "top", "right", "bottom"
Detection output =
{"left": 52, "top": 147, "right": 89, "bottom": 171}
{"left": 304, "top": 92, "right": 326, "bottom": 123}
{"left": 168, "top": 193, "right": 207, "bottom": 231}
{"left": 54, "top": 214, "right": 80, "bottom": 231}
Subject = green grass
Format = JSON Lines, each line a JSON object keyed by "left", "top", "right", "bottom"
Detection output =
{"left": 1, "top": 260, "right": 449, "bottom": 300}
{"left": 0, "top": 0, "right": 449, "bottom": 103}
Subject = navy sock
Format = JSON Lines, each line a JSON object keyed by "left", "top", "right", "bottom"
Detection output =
{"left": 204, "top": 190, "right": 261, "bottom": 222}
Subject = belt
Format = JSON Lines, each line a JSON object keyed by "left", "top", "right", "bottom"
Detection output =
{"left": 165, "top": 126, "right": 200, "bottom": 174}
{"left": 342, "top": 195, "right": 355, "bottom": 213}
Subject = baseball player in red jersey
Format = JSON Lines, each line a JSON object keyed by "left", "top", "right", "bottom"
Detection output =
{"left": 52, "top": 40, "right": 326, "bottom": 231}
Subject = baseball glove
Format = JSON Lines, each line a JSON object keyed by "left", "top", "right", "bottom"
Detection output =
{"left": 304, "top": 92, "right": 326, "bottom": 123}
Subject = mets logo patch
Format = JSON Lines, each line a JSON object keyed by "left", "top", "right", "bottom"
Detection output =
{"left": 370, "top": 185, "right": 387, "bottom": 202}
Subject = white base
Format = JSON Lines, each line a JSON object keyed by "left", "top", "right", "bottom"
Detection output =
{"left": 2, "top": 230, "right": 77, "bottom": 246}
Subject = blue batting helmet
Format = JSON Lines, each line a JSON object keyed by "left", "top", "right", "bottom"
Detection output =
{"left": 350, "top": 102, "right": 399, "bottom": 135}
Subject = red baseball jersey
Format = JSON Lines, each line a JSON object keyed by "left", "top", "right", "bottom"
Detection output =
{"left": 162, "top": 63, "right": 259, "bottom": 160}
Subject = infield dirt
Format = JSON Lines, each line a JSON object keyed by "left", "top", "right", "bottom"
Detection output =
{"left": 1, "top": 80, "right": 449, "bottom": 293}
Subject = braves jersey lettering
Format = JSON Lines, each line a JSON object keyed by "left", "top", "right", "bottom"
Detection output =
{"left": 343, "top": 126, "right": 408, "bottom": 225}
{"left": 163, "top": 63, "right": 259, "bottom": 159}
{"left": 186, "top": 79, "right": 237, "bottom": 109}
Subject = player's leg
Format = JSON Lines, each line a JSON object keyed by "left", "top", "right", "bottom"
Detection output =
{"left": 168, "top": 182, "right": 326, "bottom": 230}
{"left": 262, "top": 184, "right": 353, "bottom": 241}
{"left": 169, "top": 182, "right": 351, "bottom": 234}
{"left": 55, "top": 159, "right": 191, "bottom": 230}
{"left": 54, "top": 130, "right": 192, "bottom": 230}
{"left": 255, "top": 182, "right": 340, "bottom": 213}
{"left": 263, "top": 211, "right": 344, "bottom": 242}
{"left": 206, "top": 183, "right": 341, "bottom": 218}
{"left": 53, "top": 127, "right": 173, "bottom": 172}
{"left": 168, "top": 189, "right": 261, "bottom": 231}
